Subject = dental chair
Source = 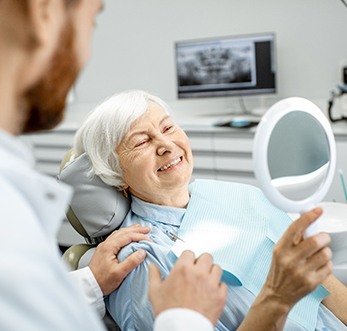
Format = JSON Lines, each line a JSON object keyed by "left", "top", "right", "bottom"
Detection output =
{"left": 57, "top": 150, "right": 130, "bottom": 331}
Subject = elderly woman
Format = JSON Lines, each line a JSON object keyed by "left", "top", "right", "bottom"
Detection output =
{"left": 73, "top": 90, "right": 347, "bottom": 331}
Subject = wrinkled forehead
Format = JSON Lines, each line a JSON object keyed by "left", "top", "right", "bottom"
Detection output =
{"left": 135, "top": 101, "right": 169, "bottom": 123}
{"left": 124, "top": 101, "right": 172, "bottom": 137}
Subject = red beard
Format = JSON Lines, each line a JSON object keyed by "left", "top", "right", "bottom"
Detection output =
{"left": 22, "top": 20, "right": 79, "bottom": 133}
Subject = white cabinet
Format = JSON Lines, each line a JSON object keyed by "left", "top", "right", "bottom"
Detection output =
{"left": 184, "top": 127, "right": 257, "bottom": 186}
{"left": 184, "top": 124, "right": 347, "bottom": 203}
{"left": 22, "top": 128, "right": 76, "bottom": 177}
{"left": 26, "top": 123, "right": 347, "bottom": 202}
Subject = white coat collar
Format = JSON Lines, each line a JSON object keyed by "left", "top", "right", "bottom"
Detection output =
{"left": 0, "top": 129, "right": 73, "bottom": 239}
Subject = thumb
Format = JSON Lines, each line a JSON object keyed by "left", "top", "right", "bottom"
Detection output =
{"left": 296, "top": 208, "right": 323, "bottom": 231}
{"left": 148, "top": 263, "right": 163, "bottom": 297}
{"left": 282, "top": 208, "right": 323, "bottom": 246}
{"left": 117, "top": 249, "right": 146, "bottom": 278}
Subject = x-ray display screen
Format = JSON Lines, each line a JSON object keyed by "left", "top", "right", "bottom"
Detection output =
{"left": 175, "top": 33, "right": 276, "bottom": 98}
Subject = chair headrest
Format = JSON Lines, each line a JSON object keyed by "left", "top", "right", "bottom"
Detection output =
{"left": 58, "top": 152, "right": 130, "bottom": 239}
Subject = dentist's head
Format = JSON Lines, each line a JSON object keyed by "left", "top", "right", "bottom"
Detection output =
{"left": 0, "top": 0, "right": 103, "bottom": 134}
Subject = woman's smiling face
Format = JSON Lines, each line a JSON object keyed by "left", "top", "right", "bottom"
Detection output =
{"left": 116, "top": 101, "right": 193, "bottom": 206}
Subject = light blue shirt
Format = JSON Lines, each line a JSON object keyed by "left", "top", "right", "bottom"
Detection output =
{"left": 0, "top": 130, "right": 105, "bottom": 331}
{"left": 106, "top": 193, "right": 346, "bottom": 331}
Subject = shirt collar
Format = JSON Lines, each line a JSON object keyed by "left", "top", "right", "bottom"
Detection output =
{"left": 0, "top": 129, "right": 35, "bottom": 167}
{"left": 130, "top": 195, "right": 186, "bottom": 226}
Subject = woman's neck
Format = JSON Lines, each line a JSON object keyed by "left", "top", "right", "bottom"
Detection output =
{"left": 131, "top": 187, "right": 190, "bottom": 208}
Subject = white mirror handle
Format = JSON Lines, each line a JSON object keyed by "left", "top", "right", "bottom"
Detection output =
{"left": 304, "top": 220, "right": 320, "bottom": 238}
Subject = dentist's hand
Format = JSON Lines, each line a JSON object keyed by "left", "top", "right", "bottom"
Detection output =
{"left": 148, "top": 250, "right": 227, "bottom": 326}
{"left": 263, "top": 208, "right": 332, "bottom": 310}
{"left": 89, "top": 224, "right": 150, "bottom": 295}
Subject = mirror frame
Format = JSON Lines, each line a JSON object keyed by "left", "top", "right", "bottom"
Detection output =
{"left": 253, "top": 97, "right": 336, "bottom": 214}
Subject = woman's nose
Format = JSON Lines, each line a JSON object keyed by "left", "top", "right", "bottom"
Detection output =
{"left": 156, "top": 138, "right": 173, "bottom": 156}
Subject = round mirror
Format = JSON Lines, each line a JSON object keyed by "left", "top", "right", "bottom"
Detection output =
{"left": 253, "top": 97, "right": 336, "bottom": 236}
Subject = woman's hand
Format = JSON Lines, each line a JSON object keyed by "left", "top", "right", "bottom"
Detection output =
{"left": 237, "top": 208, "right": 333, "bottom": 331}
{"left": 263, "top": 207, "right": 333, "bottom": 311}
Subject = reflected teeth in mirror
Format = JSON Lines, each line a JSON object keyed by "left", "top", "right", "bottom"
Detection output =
{"left": 159, "top": 157, "right": 181, "bottom": 171}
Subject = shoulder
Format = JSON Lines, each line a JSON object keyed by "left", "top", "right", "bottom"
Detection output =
{"left": 0, "top": 177, "right": 103, "bottom": 329}
{"left": 0, "top": 175, "right": 39, "bottom": 230}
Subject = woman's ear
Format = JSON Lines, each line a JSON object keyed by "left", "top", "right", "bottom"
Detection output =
{"left": 28, "top": 0, "right": 65, "bottom": 48}
{"left": 120, "top": 186, "right": 130, "bottom": 199}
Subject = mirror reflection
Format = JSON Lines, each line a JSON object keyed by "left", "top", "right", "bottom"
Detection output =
{"left": 267, "top": 111, "right": 330, "bottom": 201}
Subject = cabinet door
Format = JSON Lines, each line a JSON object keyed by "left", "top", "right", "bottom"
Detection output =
{"left": 29, "top": 129, "right": 75, "bottom": 176}
{"left": 214, "top": 131, "right": 256, "bottom": 184}
{"left": 186, "top": 129, "right": 257, "bottom": 184}
{"left": 186, "top": 131, "right": 216, "bottom": 179}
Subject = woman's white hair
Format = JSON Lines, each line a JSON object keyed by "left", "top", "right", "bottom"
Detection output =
{"left": 72, "top": 90, "right": 171, "bottom": 188}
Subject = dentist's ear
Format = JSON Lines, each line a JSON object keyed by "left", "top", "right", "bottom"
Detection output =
{"left": 28, "top": 0, "right": 66, "bottom": 48}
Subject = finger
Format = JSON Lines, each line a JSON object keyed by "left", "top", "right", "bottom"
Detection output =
{"left": 210, "top": 264, "right": 223, "bottom": 282}
{"left": 116, "top": 249, "right": 147, "bottom": 279}
{"left": 294, "top": 233, "right": 331, "bottom": 260}
{"left": 305, "top": 260, "right": 333, "bottom": 291}
{"left": 111, "top": 225, "right": 151, "bottom": 237}
{"left": 219, "top": 282, "right": 228, "bottom": 300}
{"left": 107, "top": 233, "right": 151, "bottom": 255}
{"left": 280, "top": 208, "right": 323, "bottom": 247}
{"left": 127, "top": 225, "right": 151, "bottom": 234}
{"left": 110, "top": 226, "right": 152, "bottom": 243}
{"left": 174, "top": 250, "right": 196, "bottom": 268}
{"left": 315, "top": 260, "right": 334, "bottom": 282}
{"left": 305, "top": 246, "right": 332, "bottom": 272}
{"left": 115, "top": 232, "right": 151, "bottom": 244}
{"left": 195, "top": 253, "right": 214, "bottom": 270}
{"left": 148, "top": 263, "right": 163, "bottom": 297}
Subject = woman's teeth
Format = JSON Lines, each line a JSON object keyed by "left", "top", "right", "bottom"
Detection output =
{"left": 159, "top": 157, "right": 181, "bottom": 171}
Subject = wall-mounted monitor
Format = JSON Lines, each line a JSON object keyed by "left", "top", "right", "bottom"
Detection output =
{"left": 175, "top": 32, "right": 276, "bottom": 99}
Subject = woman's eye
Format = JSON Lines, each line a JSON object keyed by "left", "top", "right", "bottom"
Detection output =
{"left": 163, "top": 125, "right": 174, "bottom": 132}
{"left": 135, "top": 140, "right": 148, "bottom": 147}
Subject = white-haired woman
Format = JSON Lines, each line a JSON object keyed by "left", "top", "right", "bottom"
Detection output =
{"left": 73, "top": 90, "right": 347, "bottom": 331}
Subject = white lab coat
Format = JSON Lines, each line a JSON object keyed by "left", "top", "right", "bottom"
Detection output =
{"left": 0, "top": 129, "right": 211, "bottom": 331}
{"left": 0, "top": 130, "right": 105, "bottom": 331}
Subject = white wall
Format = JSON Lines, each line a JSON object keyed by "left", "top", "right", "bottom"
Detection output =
{"left": 70, "top": 0, "right": 347, "bottom": 118}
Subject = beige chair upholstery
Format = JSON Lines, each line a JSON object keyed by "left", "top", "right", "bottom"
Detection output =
{"left": 63, "top": 243, "right": 94, "bottom": 270}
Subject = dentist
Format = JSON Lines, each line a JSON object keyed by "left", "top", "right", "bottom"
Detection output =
{"left": 0, "top": 1, "right": 225, "bottom": 330}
